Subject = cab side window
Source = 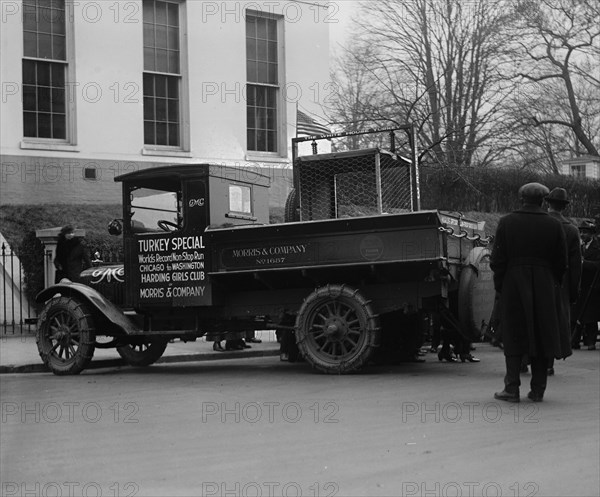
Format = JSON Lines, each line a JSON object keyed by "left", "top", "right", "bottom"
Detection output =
{"left": 229, "top": 184, "right": 252, "bottom": 215}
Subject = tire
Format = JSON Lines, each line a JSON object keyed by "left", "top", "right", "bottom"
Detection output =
{"left": 295, "top": 284, "right": 380, "bottom": 373}
{"left": 36, "top": 296, "right": 96, "bottom": 375}
{"left": 116, "top": 337, "right": 169, "bottom": 367}
{"left": 284, "top": 188, "right": 300, "bottom": 222}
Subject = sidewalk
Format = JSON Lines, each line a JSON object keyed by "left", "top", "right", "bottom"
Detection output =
{"left": 0, "top": 330, "right": 280, "bottom": 374}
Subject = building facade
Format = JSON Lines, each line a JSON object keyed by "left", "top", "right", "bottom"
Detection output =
{"left": 1, "top": 0, "right": 332, "bottom": 206}
{"left": 560, "top": 155, "right": 600, "bottom": 180}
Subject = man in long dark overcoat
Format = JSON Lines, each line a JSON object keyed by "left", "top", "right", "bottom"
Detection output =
{"left": 545, "top": 187, "right": 582, "bottom": 373}
{"left": 490, "top": 183, "right": 568, "bottom": 402}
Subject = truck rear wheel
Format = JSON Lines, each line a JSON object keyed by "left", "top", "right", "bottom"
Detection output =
{"left": 116, "top": 338, "right": 169, "bottom": 367}
{"left": 295, "top": 284, "right": 380, "bottom": 373}
{"left": 36, "top": 296, "right": 96, "bottom": 375}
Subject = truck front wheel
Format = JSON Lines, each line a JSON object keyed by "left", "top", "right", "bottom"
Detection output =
{"left": 116, "top": 338, "right": 169, "bottom": 367}
{"left": 36, "top": 296, "right": 96, "bottom": 375}
{"left": 295, "top": 285, "right": 380, "bottom": 374}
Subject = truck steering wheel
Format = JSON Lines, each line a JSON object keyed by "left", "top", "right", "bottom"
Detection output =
{"left": 157, "top": 220, "right": 180, "bottom": 232}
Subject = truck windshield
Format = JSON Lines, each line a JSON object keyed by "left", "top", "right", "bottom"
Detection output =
{"left": 129, "top": 187, "right": 182, "bottom": 233}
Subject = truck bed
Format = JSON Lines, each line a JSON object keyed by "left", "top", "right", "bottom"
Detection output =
{"left": 207, "top": 210, "right": 447, "bottom": 276}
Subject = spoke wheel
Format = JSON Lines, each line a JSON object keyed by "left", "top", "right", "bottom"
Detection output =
{"left": 36, "top": 296, "right": 96, "bottom": 375}
{"left": 295, "top": 284, "right": 380, "bottom": 374}
{"left": 117, "top": 338, "right": 168, "bottom": 367}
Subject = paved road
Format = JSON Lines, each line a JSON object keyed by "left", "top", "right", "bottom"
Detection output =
{"left": 1, "top": 344, "right": 598, "bottom": 497}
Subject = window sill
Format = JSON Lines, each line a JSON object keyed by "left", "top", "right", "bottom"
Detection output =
{"left": 142, "top": 148, "right": 192, "bottom": 158}
{"left": 245, "top": 152, "right": 289, "bottom": 164}
{"left": 20, "top": 141, "right": 79, "bottom": 152}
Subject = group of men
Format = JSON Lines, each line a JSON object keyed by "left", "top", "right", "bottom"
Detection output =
{"left": 491, "top": 183, "right": 599, "bottom": 403}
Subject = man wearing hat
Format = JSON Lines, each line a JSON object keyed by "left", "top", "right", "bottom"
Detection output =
{"left": 576, "top": 219, "right": 600, "bottom": 350}
{"left": 490, "top": 182, "right": 568, "bottom": 402}
{"left": 545, "top": 188, "right": 583, "bottom": 372}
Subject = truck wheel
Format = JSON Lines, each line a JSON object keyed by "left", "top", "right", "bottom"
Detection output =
{"left": 295, "top": 284, "right": 380, "bottom": 373}
{"left": 117, "top": 338, "right": 168, "bottom": 367}
{"left": 36, "top": 296, "right": 96, "bottom": 375}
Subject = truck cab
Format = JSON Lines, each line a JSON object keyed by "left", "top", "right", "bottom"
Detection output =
{"left": 115, "top": 164, "right": 270, "bottom": 309}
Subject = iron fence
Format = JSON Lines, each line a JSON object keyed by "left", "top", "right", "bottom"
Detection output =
{"left": 1, "top": 243, "right": 41, "bottom": 335}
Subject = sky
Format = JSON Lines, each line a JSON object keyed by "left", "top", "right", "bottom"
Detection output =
{"left": 327, "top": 0, "right": 361, "bottom": 50}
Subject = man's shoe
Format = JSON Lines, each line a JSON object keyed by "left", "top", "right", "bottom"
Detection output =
{"left": 246, "top": 337, "right": 262, "bottom": 343}
{"left": 438, "top": 350, "right": 458, "bottom": 362}
{"left": 527, "top": 391, "right": 544, "bottom": 402}
{"left": 494, "top": 390, "right": 520, "bottom": 403}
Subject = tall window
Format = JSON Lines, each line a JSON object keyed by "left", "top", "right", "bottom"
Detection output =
{"left": 246, "top": 13, "right": 279, "bottom": 153}
{"left": 143, "top": 0, "right": 181, "bottom": 147}
{"left": 22, "top": 0, "right": 67, "bottom": 139}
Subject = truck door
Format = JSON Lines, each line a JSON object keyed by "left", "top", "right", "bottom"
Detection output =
{"left": 123, "top": 180, "right": 211, "bottom": 308}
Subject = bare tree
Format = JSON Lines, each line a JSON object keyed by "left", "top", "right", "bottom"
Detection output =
{"left": 510, "top": 0, "right": 600, "bottom": 157}
{"left": 328, "top": 0, "right": 517, "bottom": 168}
{"left": 326, "top": 43, "right": 391, "bottom": 150}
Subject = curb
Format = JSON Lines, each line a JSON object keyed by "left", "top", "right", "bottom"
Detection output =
{"left": 0, "top": 348, "right": 281, "bottom": 374}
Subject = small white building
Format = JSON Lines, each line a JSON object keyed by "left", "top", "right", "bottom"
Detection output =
{"left": 0, "top": 0, "right": 332, "bottom": 207}
{"left": 560, "top": 155, "right": 600, "bottom": 180}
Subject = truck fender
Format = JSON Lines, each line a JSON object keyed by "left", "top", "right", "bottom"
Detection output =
{"left": 36, "top": 283, "right": 141, "bottom": 335}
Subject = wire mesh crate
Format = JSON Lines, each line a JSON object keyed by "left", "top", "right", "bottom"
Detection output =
{"left": 292, "top": 126, "right": 419, "bottom": 221}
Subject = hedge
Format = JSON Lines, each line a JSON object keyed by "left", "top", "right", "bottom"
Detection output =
{"left": 420, "top": 165, "right": 600, "bottom": 217}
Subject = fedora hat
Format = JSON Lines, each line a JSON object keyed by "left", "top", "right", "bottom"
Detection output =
{"left": 579, "top": 220, "right": 596, "bottom": 232}
{"left": 545, "top": 187, "right": 570, "bottom": 204}
{"left": 518, "top": 182, "right": 549, "bottom": 202}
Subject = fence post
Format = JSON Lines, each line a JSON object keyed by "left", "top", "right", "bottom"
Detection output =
{"left": 36, "top": 227, "right": 86, "bottom": 288}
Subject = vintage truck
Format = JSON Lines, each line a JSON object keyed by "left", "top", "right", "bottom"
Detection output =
{"left": 35, "top": 125, "right": 495, "bottom": 375}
